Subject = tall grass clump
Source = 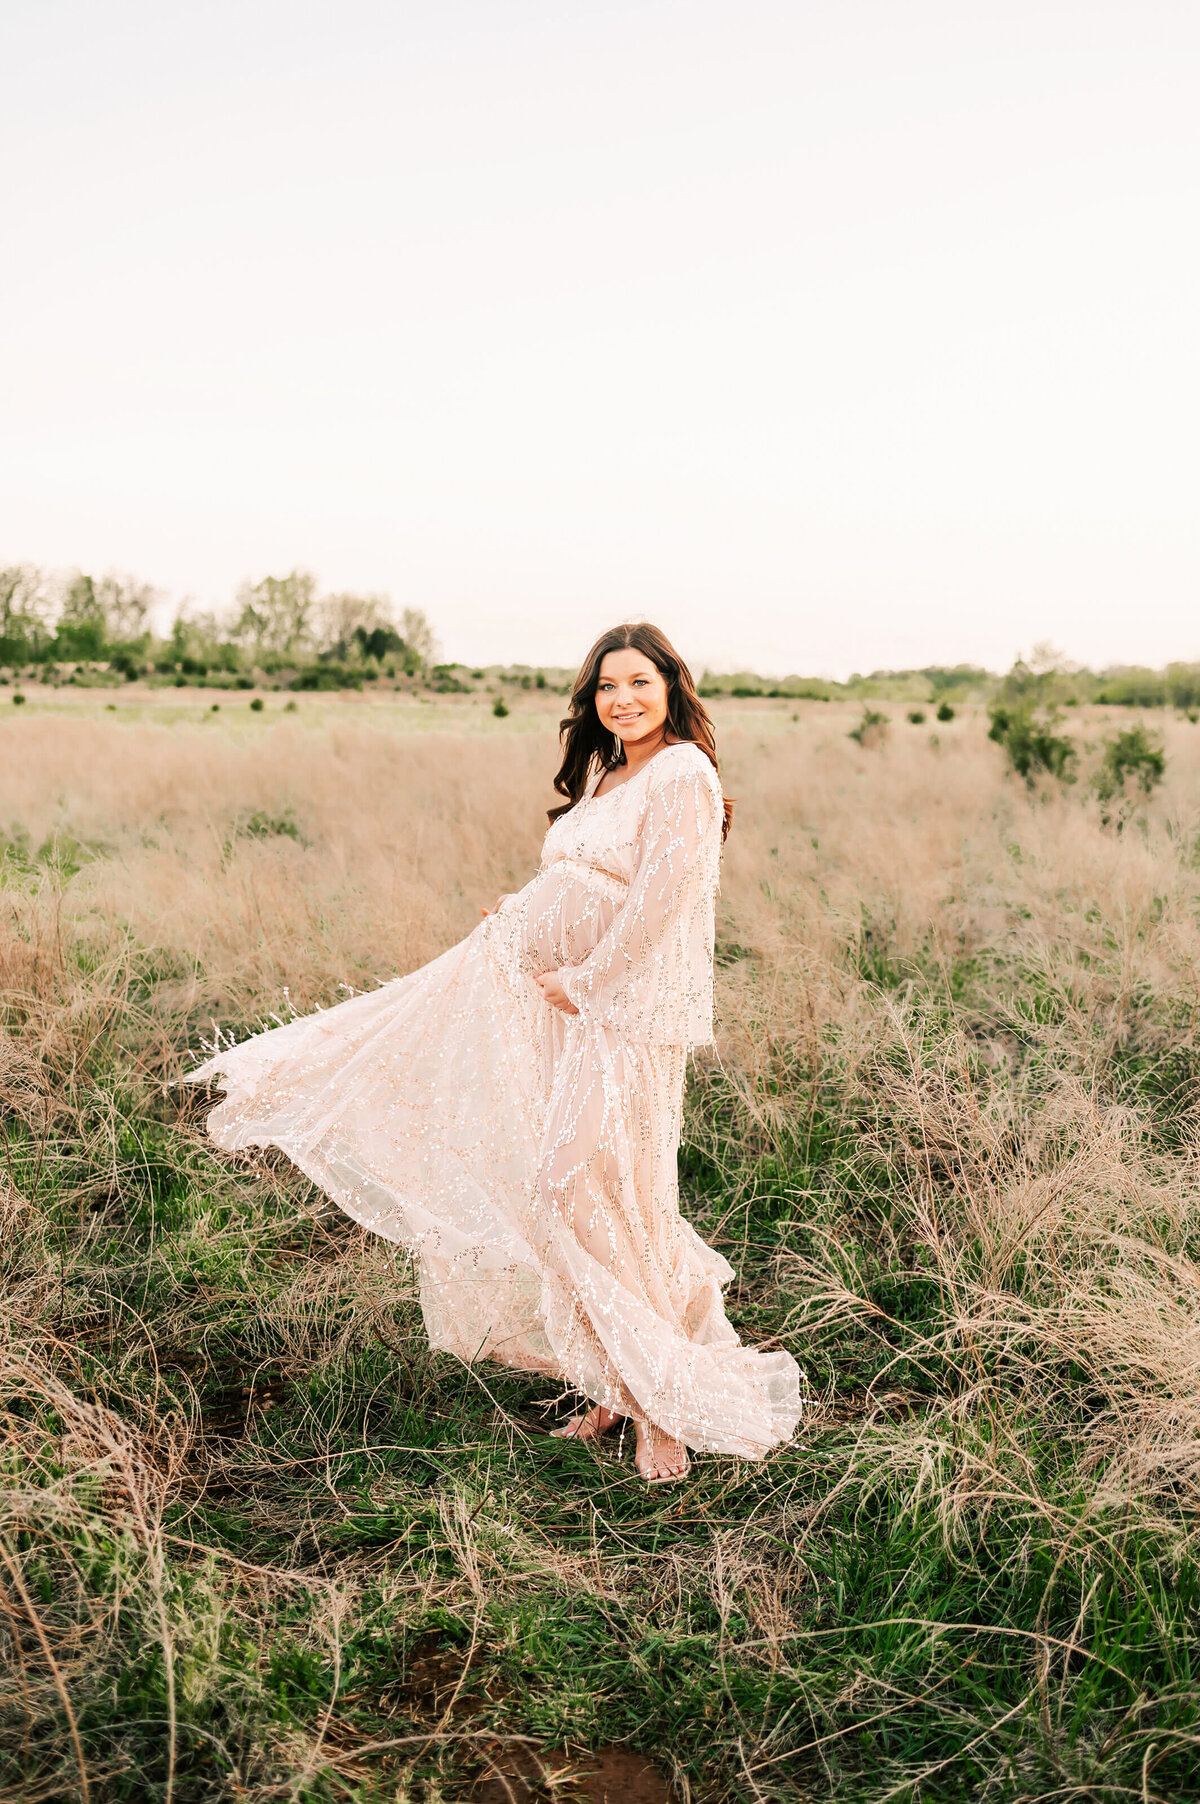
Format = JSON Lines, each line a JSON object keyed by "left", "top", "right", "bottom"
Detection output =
{"left": 848, "top": 706, "right": 889, "bottom": 748}
{"left": 3, "top": 701, "right": 1200, "bottom": 1797}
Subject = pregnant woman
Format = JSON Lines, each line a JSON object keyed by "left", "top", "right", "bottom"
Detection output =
{"left": 186, "top": 623, "right": 801, "bottom": 1483}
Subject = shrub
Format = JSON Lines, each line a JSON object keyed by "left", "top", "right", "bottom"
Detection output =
{"left": 249, "top": 697, "right": 264, "bottom": 712}
{"left": 907, "top": 709, "right": 926, "bottom": 725}
{"left": 987, "top": 657, "right": 1079, "bottom": 784}
{"left": 848, "top": 706, "right": 888, "bottom": 748}
{"left": 289, "top": 665, "right": 362, "bottom": 692}
{"left": 936, "top": 701, "right": 955, "bottom": 722}
{"left": 12, "top": 692, "right": 25, "bottom": 705}
{"left": 1095, "top": 725, "right": 1165, "bottom": 817}
{"left": 355, "top": 625, "right": 404, "bottom": 662}
{"left": 988, "top": 703, "right": 1077, "bottom": 784}
{"left": 492, "top": 697, "right": 509, "bottom": 718}
{"left": 241, "top": 807, "right": 304, "bottom": 842}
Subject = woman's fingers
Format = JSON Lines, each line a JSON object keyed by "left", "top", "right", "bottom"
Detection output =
{"left": 534, "top": 972, "right": 579, "bottom": 1016}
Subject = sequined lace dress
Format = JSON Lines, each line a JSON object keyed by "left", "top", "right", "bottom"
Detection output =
{"left": 186, "top": 741, "right": 802, "bottom": 1458}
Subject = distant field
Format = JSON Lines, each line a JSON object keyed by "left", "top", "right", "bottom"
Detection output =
{"left": 3, "top": 700, "right": 1200, "bottom": 1801}
{"left": 1, "top": 680, "right": 564, "bottom": 732}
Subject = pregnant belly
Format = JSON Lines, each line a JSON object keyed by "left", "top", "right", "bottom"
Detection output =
{"left": 509, "top": 860, "right": 625, "bottom": 977}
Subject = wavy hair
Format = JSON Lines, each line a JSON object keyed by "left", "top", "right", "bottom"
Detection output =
{"left": 548, "top": 622, "right": 733, "bottom": 839}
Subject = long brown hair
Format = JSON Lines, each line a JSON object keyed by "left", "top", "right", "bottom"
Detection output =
{"left": 548, "top": 622, "right": 733, "bottom": 839}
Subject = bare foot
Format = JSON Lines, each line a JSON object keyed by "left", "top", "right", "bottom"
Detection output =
{"left": 634, "top": 1421, "right": 690, "bottom": 1484}
{"left": 550, "top": 1405, "right": 624, "bottom": 1442}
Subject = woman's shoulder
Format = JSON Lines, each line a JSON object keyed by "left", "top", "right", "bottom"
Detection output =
{"left": 646, "top": 740, "right": 722, "bottom": 797}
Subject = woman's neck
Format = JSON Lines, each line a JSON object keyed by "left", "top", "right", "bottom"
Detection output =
{"left": 619, "top": 726, "right": 672, "bottom": 772}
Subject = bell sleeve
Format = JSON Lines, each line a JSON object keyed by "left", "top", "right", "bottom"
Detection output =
{"left": 555, "top": 748, "right": 722, "bottom": 1045}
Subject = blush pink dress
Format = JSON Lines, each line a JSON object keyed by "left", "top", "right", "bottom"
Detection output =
{"left": 186, "top": 741, "right": 801, "bottom": 1458}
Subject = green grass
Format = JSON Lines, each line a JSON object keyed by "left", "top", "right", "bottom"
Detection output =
{"left": 2, "top": 1049, "right": 1197, "bottom": 1803}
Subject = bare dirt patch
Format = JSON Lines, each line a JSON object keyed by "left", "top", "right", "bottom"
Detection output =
{"left": 473, "top": 1745, "right": 676, "bottom": 1804}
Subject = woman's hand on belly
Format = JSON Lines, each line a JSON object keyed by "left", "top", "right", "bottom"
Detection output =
{"left": 480, "top": 894, "right": 514, "bottom": 917}
{"left": 534, "top": 972, "right": 580, "bottom": 1015}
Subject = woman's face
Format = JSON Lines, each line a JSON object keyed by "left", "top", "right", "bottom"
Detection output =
{"left": 594, "top": 648, "right": 670, "bottom": 749}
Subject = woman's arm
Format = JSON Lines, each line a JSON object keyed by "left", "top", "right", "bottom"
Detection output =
{"left": 550, "top": 753, "right": 722, "bottom": 1041}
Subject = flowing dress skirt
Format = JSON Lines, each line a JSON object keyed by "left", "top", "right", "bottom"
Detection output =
{"left": 187, "top": 907, "right": 801, "bottom": 1458}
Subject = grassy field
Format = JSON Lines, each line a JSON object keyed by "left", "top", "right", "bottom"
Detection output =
{"left": 3, "top": 693, "right": 1200, "bottom": 1801}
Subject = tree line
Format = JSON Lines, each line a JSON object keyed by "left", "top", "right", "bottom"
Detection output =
{"left": 4, "top": 566, "right": 1199, "bottom": 715}
{"left": 0, "top": 565, "right": 439, "bottom": 678}
{"left": 699, "top": 653, "right": 1200, "bottom": 709}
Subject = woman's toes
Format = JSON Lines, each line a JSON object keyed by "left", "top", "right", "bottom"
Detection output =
{"left": 633, "top": 1423, "right": 689, "bottom": 1482}
{"left": 551, "top": 1406, "right": 623, "bottom": 1442}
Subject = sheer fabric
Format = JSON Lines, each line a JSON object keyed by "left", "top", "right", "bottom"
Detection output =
{"left": 186, "top": 741, "right": 801, "bottom": 1458}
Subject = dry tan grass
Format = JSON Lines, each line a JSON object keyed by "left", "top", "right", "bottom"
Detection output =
{"left": 8, "top": 702, "right": 1200, "bottom": 1422}
{"left": 709, "top": 707, "right": 1200, "bottom": 1531}
{"left": 3, "top": 712, "right": 552, "bottom": 1026}
{"left": 10, "top": 699, "right": 1197, "bottom": 1008}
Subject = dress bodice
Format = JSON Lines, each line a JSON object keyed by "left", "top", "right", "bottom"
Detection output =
{"left": 498, "top": 742, "right": 723, "bottom": 1046}
{"left": 537, "top": 764, "right": 645, "bottom": 887}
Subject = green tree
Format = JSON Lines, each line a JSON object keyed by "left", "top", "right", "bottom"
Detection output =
{"left": 55, "top": 573, "right": 107, "bottom": 660}
{"left": 1166, "top": 663, "right": 1200, "bottom": 712}
{"left": 354, "top": 624, "right": 405, "bottom": 662}
{"left": 231, "top": 571, "right": 318, "bottom": 657}
{"left": 400, "top": 607, "right": 439, "bottom": 671}
{"left": 317, "top": 590, "right": 393, "bottom": 658}
{"left": 0, "top": 566, "right": 53, "bottom": 664}
{"left": 95, "top": 572, "right": 158, "bottom": 646}
{"left": 169, "top": 607, "right": 237, "bottom": 672}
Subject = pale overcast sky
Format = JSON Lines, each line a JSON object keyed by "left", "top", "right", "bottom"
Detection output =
{"left": 1, "top": 1, "right": 1197, "bottom": 676}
